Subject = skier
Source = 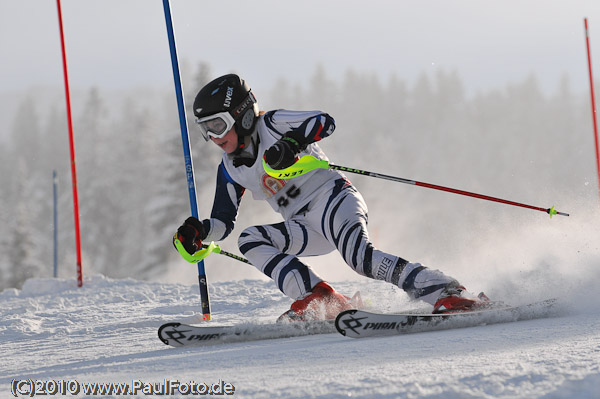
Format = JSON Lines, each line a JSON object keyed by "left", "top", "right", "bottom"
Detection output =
{"left": 175, "top": 74, "right": 483, "bottom": 321}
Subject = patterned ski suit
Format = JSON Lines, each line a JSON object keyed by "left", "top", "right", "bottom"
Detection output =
{"left": 200, "top": 110, "right": 457, "bottom": 304}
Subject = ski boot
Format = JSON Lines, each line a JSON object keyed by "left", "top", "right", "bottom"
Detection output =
{"left": 277, "top": 281, "right": 354, "bottom": 322}
{"left": 433, "top": 283, "right": 490, "bottom": 314}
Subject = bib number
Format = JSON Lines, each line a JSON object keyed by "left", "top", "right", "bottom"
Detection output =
{"left": 277, "top": 184, "right": 300, "bottom": 208}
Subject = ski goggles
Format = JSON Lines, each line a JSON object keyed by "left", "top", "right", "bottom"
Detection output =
{"left": 195, "top": 111, "right": 236, "bottom": 141}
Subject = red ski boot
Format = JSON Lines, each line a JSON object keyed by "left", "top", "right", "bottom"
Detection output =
{"left": 278, "top": 281, "right": 353, "bottom": 322}
{"left": 432, "top": 284, "right": 489, "bottom": 314}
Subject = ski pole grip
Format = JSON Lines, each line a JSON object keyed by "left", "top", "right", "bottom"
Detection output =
{"left": 263, "top": 155, "right": 329, "bottom": 179}
{"left": 174, "top": 238, "right": 221, "bottom": 263}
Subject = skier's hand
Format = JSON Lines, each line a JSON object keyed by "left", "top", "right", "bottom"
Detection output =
{"left": 264, "top": 136, "right": 302, "bottom": 170}
{"left": 174, "top": 217, "right": 206, "bottom": 255}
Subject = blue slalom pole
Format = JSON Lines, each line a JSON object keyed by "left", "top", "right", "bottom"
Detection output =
{"left": 162, "top": 0, "right": 211, "bottom": 320}
{"left": 53, "top": 170, "right": 58, "bottom": 278}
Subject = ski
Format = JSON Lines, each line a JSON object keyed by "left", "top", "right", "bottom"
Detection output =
{"left": 335, "top": 298, "right": 558, "bottom": 338}
{"left": 158, "top": 319, "right": 336, "bottom": 347}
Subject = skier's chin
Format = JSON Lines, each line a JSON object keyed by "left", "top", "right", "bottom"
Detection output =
{"left": 223, "top": 142, "right": 237, "bottom": 154}
{"left": 213, "top": 139, "right": 236, "bottom": 154}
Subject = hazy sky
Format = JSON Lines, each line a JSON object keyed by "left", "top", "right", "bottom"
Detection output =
{"left": 1, "top": 0, "right": 600, "bottom": 119}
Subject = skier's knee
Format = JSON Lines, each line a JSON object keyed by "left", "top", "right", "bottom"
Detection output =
{"left": 238, "top": 225, "right": 271, "bottom": 255}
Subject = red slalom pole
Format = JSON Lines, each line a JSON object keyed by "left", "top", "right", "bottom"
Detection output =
{"left": 56, "top": 0, "right": 83, "bottom": 287}
{"left": 585, "top": 17, "right": 600, "bottom": 202}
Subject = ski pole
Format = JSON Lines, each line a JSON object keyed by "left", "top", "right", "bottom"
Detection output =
{"left": 263, "top": 155, "right": 569, "bottom": 218}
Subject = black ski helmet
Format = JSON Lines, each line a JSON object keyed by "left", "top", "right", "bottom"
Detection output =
{"left": 192, "top": 74, "right": 259, "bottom": 139}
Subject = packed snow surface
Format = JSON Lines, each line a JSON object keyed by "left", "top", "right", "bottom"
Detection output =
{"left": 1, "top": 275, "right": 599, "bottom": 398}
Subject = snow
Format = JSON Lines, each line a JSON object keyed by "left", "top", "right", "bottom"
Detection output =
{"left": 1, "top": 275, "right": 599, "bottom": 399}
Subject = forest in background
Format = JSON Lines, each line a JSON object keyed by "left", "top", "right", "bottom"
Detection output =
{"left": 1, "top": 62, "right": 598, "bottom": 290}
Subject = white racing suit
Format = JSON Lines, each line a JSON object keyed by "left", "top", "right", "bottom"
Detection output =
{"left": 200, "top": 110, "right": 457, "bottom": 304}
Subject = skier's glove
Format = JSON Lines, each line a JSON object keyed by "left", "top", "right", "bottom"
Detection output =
{"left": 264, "top": 135, "right": 303, "bottom": 170}
{"left": 174, "top": 217, "right": 206, "bottom": 255}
